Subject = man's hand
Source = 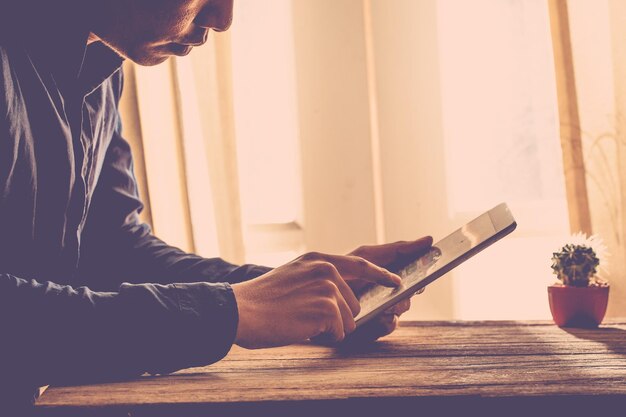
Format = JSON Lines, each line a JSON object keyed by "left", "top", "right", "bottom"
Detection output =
{"left": 231, "top": 252, "right": 401, "bottom": 349}
{"left": 232, "top": 236, "right": 433, "bottom": 349}
{"left": 344, "top": 236, "right": 433, "bottom": 342}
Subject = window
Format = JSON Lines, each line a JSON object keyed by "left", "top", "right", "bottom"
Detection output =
{"left": 437, "top": 0, "right": 569, "bottom": 319}
{"left": 230, "top": 0, "right": 304, "bottom": 266}
{"left": 161, "top": 0, "right": 572, "bottom": 320}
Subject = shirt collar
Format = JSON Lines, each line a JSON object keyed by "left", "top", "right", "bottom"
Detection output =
{"left": 77, "top": 41, "right": 125, "bottom": 95}
{"left": 34, "top": 32, "right": 124, "bottom": 96}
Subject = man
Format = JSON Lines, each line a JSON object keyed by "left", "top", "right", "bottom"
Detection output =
{"left": 0, "top": 0, "right": 432, "bottom": 411}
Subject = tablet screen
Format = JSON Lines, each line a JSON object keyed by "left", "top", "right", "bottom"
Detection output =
{"left": 355, "top": 204, "right": 516, "bottom": 325}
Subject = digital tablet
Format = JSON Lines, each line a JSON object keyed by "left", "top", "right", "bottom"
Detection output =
{"left": 354, "top": 203, "right": 517, "bottom": 328}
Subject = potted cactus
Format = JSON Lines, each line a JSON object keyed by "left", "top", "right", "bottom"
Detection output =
{"left": 548, "top": 234, "right": 609, "bottom": 328}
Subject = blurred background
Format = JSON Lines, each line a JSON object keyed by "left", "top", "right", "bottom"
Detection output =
{"left": 118, "top": 0, "right": 626, "bottom": 321}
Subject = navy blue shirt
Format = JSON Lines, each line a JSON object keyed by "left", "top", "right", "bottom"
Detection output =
{"left": 0, "top": 2, "right": 269, "bottom": 410}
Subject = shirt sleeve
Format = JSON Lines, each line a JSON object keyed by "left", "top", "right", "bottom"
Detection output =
{"left": 0, "top": 273, "right": 238, "bottom": 398}
{"left": 77, "top": 72, "right": 271, "bottom": 292}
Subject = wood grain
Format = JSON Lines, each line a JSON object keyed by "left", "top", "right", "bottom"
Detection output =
{"left": 35, "top": 321, "right": 626, "bottom": 416}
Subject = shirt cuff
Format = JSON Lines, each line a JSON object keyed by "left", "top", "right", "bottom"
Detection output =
{"left": 124, "top": 281, "right": 239, "bottom": 375}
{"left": 177, "top": 282, "right": 238, "bottom": 368}
{"left": 174, "top": 282, "right": 238, "bottom": 370}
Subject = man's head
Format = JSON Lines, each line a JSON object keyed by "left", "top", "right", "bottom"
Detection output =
{"left": 90, "top": 0, "right": 234, "bottom": 66}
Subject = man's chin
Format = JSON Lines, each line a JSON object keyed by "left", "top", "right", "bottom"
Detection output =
{"left": 106, "top": 43, "right": 171, "bottom": 67}
{"left": 130, "top": 54, "right": 171, "bottom": 66}
{"left": 97, "top": 39, "right": 190, "bottom": 66}
{"left": 93, "top": 39, "right": 168, "bottom": 67}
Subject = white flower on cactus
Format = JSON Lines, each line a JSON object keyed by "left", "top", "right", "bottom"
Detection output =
{"left": 567, "top": 232, "right": 609, "bottom": 275}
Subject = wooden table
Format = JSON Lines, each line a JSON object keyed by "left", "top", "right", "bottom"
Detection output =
{"left": 35, "top": 321, "right": 626, "bottom": 416}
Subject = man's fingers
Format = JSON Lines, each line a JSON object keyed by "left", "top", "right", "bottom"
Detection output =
{"left": 302, "top": 259, "right": 360, "bottom": 316}
{"left": 375, "top": 313, "right": 399, "bottom": 337}
{"left": 325, "top": 266, "right": 361, "bottom": 316}
{"left": 322, "top": 254, "right": 402, "bottom": 288}
{"left": 350, "top": 314, "right": 398, "bottom": 343}
{"left": 326, "top": 302, "right": 346, "bottom": 342}
{"left": 385, "top": 298, "right": 411, "bottom": 316}
{"left": 397, "top": 236, "right": 434, "bottom": 256}
{"left": 335, "top": 295, "right": 357, "bottom": 335}
{"left": 350, "top": 236, "right": 433, "bottom": 267}
{"left": 414, "top": 286, "right": 426, "bottom": 296}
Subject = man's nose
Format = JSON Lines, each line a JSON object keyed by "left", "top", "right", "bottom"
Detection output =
{"left": 194, "top": 0, "right": 234, "bottom": 32}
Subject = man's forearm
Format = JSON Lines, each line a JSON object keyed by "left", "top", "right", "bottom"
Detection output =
{"left": 0, "top": 273, "right": 238, "bottom": 390}
{"left": 78, "top": 220, "right": 272, "bottom": 291}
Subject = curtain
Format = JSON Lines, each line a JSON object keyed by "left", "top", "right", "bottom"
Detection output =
{"left": 549, "top": 0, "right": 626, "bottom": 317}
{"left": 119, "top": 33, "right": 246, "bottom": 264}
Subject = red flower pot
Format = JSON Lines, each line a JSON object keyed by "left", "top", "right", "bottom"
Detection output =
{"left": 548, "top": 285, "right": 609, "bottom": 328}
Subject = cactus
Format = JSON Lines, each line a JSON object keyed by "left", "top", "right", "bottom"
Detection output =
{"left": 551, "top": 243, "right": 600, "bottom": 287}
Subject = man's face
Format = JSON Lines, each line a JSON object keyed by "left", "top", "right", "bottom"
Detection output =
{"left": 91, "top": 0, "right": 234, "bottom": 66}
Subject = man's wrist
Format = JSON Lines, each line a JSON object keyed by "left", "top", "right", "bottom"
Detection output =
{"left": 231, "top": 282, "right": 256, "bottom": 348}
